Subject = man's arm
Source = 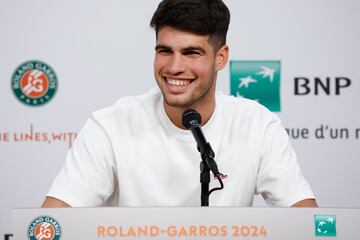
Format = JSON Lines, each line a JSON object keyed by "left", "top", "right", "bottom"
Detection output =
{"left": 291, "top": 198, "right": 318, "bottom": 207}
{"left": 41, "top": 197, "right": 71, "bottom": 208}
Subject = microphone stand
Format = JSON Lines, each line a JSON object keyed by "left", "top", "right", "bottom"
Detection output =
{"left": 198, "top": 143, "right": 222, "bottom": 206}
{"left": 200, "top": 156, "right": 211, "bottom": 206}
{"left": 181, "top": 109, "right": 224, "bottom": 207}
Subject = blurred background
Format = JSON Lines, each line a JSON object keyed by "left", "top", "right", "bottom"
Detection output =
{"left": 1, "top": 0, "right": 359, "bottom": 238}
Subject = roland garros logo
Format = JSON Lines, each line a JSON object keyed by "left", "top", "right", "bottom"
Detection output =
{"left": 11, "top": 60, "right": 58, "bottom": 106}
{"left": 28, "top": 216, "right": 61, "bottom": 240}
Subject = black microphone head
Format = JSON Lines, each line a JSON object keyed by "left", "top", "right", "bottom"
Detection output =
{"left": 182, "top": 109, "right": 202, "bottom": 129}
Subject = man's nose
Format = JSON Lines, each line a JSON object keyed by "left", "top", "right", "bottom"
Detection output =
{"left": 167, "top": 54, "right": 186, "bottom": 74}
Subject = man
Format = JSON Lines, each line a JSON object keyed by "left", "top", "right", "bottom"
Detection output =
{"left": 42, "top": 0, "right": 317, "bottom": 208}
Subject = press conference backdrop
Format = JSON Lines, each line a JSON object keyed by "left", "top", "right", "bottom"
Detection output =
{"left": 0, "top": 0, "right": 359, "bottom": 238}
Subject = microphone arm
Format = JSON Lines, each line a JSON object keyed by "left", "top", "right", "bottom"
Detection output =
{"left": 188, "top": 122, "right": 220, "bottom": 176}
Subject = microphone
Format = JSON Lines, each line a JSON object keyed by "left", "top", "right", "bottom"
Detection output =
{"left": 182, "top": 109, "right": 220, "bottom": 176}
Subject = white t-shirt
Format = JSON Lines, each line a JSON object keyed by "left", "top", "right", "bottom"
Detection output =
{"left": 47, "top": 89, "right": 315, "bottom": 207}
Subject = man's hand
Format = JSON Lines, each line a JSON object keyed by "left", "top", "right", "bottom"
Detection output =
{"left": 41, "top": 197, "right": 71, "bottom": 208}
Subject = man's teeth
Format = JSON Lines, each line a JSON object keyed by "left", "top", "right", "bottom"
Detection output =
{"left": 166, "top": 79, "right": 191, "bottom": 87}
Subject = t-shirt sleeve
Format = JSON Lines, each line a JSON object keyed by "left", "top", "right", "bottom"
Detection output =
{"left": 46, "top": 117, "right": 117, "bottom": 207}
{"left": 255, "top": 111, "right": 315, "bottom": 207}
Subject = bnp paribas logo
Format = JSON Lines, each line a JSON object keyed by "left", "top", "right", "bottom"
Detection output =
{"left": 314, "top": 215, "right": 336, "bottom": 237}
{"left": 11, "top": 60, "right": 58, "bottom": 106}
{"left": 230, "top": 61, "right": 281, "bottom": 112}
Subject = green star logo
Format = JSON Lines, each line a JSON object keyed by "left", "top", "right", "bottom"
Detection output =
{"left": 230, "top": 60, "right": 281, "bottom": 112}
{"left": 314, "top": 215, "right": 336, "bottom": 237}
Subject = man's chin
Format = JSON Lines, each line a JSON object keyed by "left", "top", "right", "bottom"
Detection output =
{"left": 163, "top": 95, "right": 194, "bottom": 109}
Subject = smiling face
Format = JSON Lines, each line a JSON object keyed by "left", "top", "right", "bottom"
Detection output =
{"left": 154, "top": 26, "right": 228, "bottom": 110}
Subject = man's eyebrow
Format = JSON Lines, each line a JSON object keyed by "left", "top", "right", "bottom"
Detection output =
{"left": 155, "top": 44, "right": 172, "bottom": 51}
{"left": 155, "top": 45, "right": 206, "bottom": 54}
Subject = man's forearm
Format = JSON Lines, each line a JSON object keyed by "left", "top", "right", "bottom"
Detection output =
{"left": 41, "top": 197, "right": 71, "bottom": 208}
{"left": 291, "top": 199, "right": 318, "bottom": 207}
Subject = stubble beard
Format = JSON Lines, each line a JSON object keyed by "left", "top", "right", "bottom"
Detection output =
{"left": 159, "top": 74, "right": 215, "bottom": 109}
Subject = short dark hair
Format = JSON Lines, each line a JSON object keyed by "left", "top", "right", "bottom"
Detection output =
{"left": 150, "top": 0, "right": 230, "bottom": 51}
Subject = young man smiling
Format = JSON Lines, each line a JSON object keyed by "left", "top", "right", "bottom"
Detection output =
{"left": 154, "top": 25, "right": 228, "bottom": 129}
{"left": 42, "top": 0, "right": 317, "bottom": 208}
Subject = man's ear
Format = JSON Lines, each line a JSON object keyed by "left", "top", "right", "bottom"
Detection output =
{"left": 215, "top": 45, "right": 229, "bottom": 71}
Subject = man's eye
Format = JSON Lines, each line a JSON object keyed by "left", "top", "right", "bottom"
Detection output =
{"left": 185, "top": 51, "right": 200, "bottom": 55}
{"left": 157, "top": 49, "right": 171, "bottom": 54}
{"left": 184, "top": 51, "right": 200, "bottom": 55}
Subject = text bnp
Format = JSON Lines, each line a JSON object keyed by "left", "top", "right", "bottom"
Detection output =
{"left": 294, "top": 77, "right": 351, "bottom": 95}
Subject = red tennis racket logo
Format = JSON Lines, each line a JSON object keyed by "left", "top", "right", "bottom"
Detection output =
{"left": 34, "top": 222, "right": 55, "bottom": 240}
{"left": 20, "top": 70, "right": 49, "bottom": 98}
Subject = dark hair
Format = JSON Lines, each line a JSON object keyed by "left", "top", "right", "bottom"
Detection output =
{"left": 150, "top": 0, "right": 230, "bottom": 51}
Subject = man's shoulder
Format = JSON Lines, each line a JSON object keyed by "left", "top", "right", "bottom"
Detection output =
{"left": 220, "top": 93, "right": 268, "bottom": 113}
{"left": 219, "top": 93, "right": 279, "bottom": 124}
{"left": 91, "top": 88, "right": 161, "bottom": 123}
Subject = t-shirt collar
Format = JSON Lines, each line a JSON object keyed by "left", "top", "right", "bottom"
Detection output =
{"left": 156, "top": 90, "right": 223, "bottom": 142}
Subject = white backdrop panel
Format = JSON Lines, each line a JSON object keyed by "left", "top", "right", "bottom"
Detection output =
{"left": 1, "top": 0, "right": 359, "bottom": 238}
